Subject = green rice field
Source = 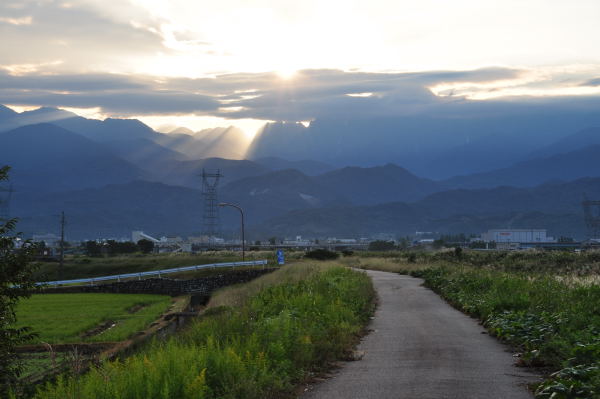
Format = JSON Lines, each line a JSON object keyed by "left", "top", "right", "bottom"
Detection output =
{"left": 15, "top": 293, "right": 172, "bottom": 344}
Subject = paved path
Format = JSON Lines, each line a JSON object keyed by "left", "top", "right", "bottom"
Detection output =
{"left": 302, "top": 270, "right": 540, "bottom": 399}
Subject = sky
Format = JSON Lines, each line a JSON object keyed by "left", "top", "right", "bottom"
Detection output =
{"left": 1, "top": 0, "right": 600, "bottom": 136}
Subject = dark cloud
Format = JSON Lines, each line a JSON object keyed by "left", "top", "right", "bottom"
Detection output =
{"left": 0, "top": 73, "right": 145, "bottom": 91}
{"left": 1, "top": 66, "right": 599, "bottom": 121}
{"left": 582, "top": 78, "right": 600, "bottom": 87}
{"left": 0, "top": 68, "right": 223, "bottom": 115}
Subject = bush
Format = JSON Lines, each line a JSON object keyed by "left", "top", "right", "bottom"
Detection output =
{"left": 368, "top": 240, "right": 396, "bottom": 251}
{"left": 304, "top": 249, "right": 339, "bottom": 260}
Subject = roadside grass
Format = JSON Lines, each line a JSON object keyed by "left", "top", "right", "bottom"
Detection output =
{"left": 29, "top": 264, "right": 375, "bottom": 399}
{"left": 15, "top": 294, "right": 172, "bottom": 344}
{"left": 207, "top": 261, "right": 338, "bottom": 308}
{"left": 340, "top": 255, "right": 432, "bottom": 274}
{"left": 33, "top": 251, "right": 276, "bottom": 282}
{"left": 348, "top": 248, "right": 600, "bottom": 277}
{"left": 417, "top": 266, "right": 600, "bottom": 398}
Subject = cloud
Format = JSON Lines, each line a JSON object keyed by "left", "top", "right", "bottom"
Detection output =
{"left": 0, "top": 1, "right": 166, "bottom": 70}
{"left": 582, "top": 78, "right": 600, "bottom": 87}
{"left": 0, "top": 16, "right": 33, "bottom": 25}
{"left": 1, "top": 66, "right": 600, "bottom": 121}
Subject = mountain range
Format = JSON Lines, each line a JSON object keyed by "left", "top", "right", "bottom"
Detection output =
{"left": 1, "top": 104, "right": 599, "bottom": 240}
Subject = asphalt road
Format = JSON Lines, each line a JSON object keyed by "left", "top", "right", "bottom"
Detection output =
{"left": 302, "top": 270, "right": 540, "bottom": 399}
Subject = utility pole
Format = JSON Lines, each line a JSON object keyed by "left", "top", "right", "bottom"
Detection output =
{"left": 59, "top": 211, "right": 66, "bottom": 280}
{"left": 219, "top": 202, "right": 245, "bottom": 261}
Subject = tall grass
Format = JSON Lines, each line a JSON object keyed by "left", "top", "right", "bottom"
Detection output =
{"left": 350, "top": 249, "right": 600, "bottom": 277}
{"left": 30, "top": 265, "right": 374, "bottom": 399}
{"left": 340, "top": 256, "right": 431, "bottom": 274}
{"left": 208, "top": 261, "right": 338, "bottom": 308}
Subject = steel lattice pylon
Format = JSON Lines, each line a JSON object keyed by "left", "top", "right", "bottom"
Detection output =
{"left": 202, "top": 169, "right": 223, "bottom": 246}
{"left": 583, "top": 199, "right": 600, "bottom": 239}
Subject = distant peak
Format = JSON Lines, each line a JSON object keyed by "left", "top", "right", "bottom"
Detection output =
{"left": 169, "top": 126, "right": 195, "bottom": 135}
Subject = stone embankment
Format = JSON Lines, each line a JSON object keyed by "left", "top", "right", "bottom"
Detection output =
{"left": 39, "top": 268, "right": 276, "bottom": 296}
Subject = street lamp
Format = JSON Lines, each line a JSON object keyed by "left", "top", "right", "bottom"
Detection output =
{"left": 218, "top": 202, "right": 245, "bottom": 261}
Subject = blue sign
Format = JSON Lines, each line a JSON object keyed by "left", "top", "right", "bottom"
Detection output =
{"left": 276, "top": 249, "right": 285, "bottom": 265}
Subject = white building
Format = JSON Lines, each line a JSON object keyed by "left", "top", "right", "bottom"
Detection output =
{"left": 326, "top": 237, "right": 358, "bottom": 244}
{"left": 283, "top": 235, "right": 312, "bottom": 246}
{"left": 131, "top": 231, "right": 159, "bottom": 243}
{"left": 32, "top": 233, "right": 61, "bottom": 247}
{"left": 480, "top": 229, "right": 555, "bottom": 243}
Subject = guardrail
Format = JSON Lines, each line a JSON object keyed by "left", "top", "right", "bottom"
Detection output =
{"left": 36, "top": 260, "right": 269, "bottom": 287}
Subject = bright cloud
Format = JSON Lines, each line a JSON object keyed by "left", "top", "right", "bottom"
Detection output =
{"left": 1, "top": 0, "right": 600, "bottom": 135}
{"left": 0, "top": 16, "right": 33, "bottom": 25}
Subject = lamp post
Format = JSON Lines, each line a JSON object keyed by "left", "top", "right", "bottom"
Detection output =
{"left": 218, "top": 202, "right": 245, "bottom": 261}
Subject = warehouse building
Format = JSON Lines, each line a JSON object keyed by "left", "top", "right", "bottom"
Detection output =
{"left": 481, "top": 229, "right": 556, "bottom": 249}
{"left": 480, "top": 229, "right": 555, "bottom": 244}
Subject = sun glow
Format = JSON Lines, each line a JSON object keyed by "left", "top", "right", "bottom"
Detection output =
{"left": 136, "top": 114, "right": 270, "bottom": 140}
{"left": 276, "top": 68, "right": 298, "bottom": 80}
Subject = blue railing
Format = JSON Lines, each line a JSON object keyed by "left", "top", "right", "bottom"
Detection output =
{"left": 37, "top": 260, "right": 269, "bottom": 287}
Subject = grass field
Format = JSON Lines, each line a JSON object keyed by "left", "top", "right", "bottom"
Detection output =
{"left": 15, "top": 293, "right": 172, "bottom": 343}
{"left": 29, "top": 264, "right": 375, "bottom": 399}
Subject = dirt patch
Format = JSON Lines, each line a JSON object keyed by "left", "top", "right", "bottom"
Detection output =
{"left": 127, "top": 303, "right": 148, "bottom": 314}
{"left": 80, "top": 320, "right": 117, "bottom": 339}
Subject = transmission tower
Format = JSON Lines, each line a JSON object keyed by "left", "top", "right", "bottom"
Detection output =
{"left": 0, "top": 184, "right": 13, "bottom": 223}
{"left": 582, "top": 199, "right": 600, "bottom": 239}
{"left": 201, "top": 169, "right": 223, "bottom": 246}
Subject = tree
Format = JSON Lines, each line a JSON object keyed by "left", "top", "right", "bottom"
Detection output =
{"left": 83, "top": 240, "right": 102, "bottom": 257}
{"left": 368, "top": 240, "right": 396, "bottom": 251}
{"left": 137, "top": 239, "right": 154, "bottom": 254}
{"left": 0, "top": 166, "right": 36, "bottom": 394}
{"left": 106, "top": 240, "right": 138, "bottom": 256}
{"left": 304, "top": 248, "right": 339, "bottom": 260}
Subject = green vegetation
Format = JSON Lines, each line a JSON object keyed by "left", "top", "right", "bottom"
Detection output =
{"left": 30, "top": 264, "right": 374, "bottom": 399}
{"left": 345, "top": 249, "right": 600, "bottom": 276}
{"left": 416, "top": 266, "right": 600, "bottom": 398}
{"left": 367, "top": 240, "right": 397, "bottom": 251}
{"left": 15, "top": 294, "right": 172, "bottom": 343}
{"left": 304, "top": 248, "right": 339, "bottom": 260}
{"left": 1, "top": 165, "right": 37, "bottom": 395}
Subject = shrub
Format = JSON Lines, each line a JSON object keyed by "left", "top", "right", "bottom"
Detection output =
{"left": 368, "top": 240, "right": 396, "bottom": 251}
{"left": 304, "top": 249, "right": 339, "bottom": 260}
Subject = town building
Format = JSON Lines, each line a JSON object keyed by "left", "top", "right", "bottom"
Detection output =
{"left": 480, "top": 229, "right": 555, "bottom": 244}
